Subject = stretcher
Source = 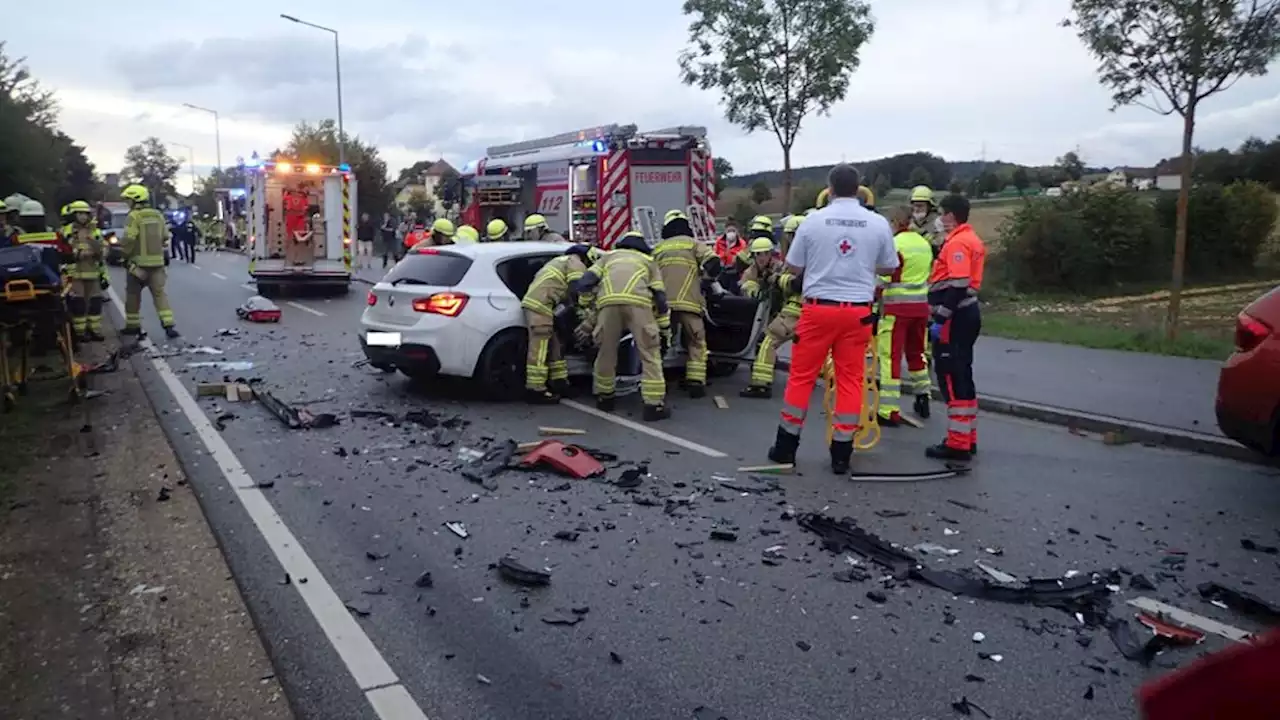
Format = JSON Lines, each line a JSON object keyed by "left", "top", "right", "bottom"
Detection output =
{"left": 1, "top": 279, "right": 85, "bottom": 411}
{"left": 822, "top": 344, "right": 881, "bottom": 451}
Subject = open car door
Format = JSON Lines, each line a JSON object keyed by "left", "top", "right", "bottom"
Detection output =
{"left": 704, "top": 284, "right": 770, "bottom": 362}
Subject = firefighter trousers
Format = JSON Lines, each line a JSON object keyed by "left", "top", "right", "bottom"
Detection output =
{"left": 675, "top": 310, "right": 708, "bottom": 384}
{"left": 749, "top": 312, "right": 798, "bottom": 387}
{"left": 594, "top": 304, "right": 665, "bottom": 406}
{"left": 66, "top": 279, "right": 103, "bottom": 334}
{"left": 876, "top": 314, "right": 929, "bottom": 418}
{"left": 779, "top": 302, "right": 872, "bottom": 444}
{"left": 524, "top": 309, "right": 566, "bottom": 391}
{"left": 932, "top": 304, "right": 981, "bottom": 451}
{"left": 124, "top": 266, "right": 175, "bottom": 330}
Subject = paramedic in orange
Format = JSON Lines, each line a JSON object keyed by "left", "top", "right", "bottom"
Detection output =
{"left": 926, "top": 193, "right": 986, "bottom": 461}
{"left": 713, "top": 221, "right": 745, "bottom": 266}
{"left": 768, "top": 165, "right": 899, "bottom": 474}
{"left": 877, "top": 207, "right": 934, "bottom": 425}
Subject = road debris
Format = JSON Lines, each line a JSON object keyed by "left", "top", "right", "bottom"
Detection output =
{"left": 614, "top": 465, "right": 647, "bottom": 489}
{"left": 187, "top": 360, "right": 256, "bottom": 372}
{"left": 1240, "top": 538, "right": 1279, "bottom": 555}
{"left": 251, "top": 385, "right": 338, "bottom": 429}
{"left": 414, "top": 571, "right": 434, "bottom": 589}
{"left": 541, "top": 611, "right": 583, "bottom": 626}
{"left": 464, "top": 440, "right": 518, "bottom": 489}
{"left": 950, "top": 696, "right": 992, "bottom": 717}
{"left": 713, "top": 395, "right": 729, "bottom": 409}
{"left": 444, "top": 522, "right": 469, "bottom": 539}
{"left": 344, "top": 600, "right": 372, "bottom": 617}
{"left": 1136, "top": 612, "right": 1205, "bottom": 645}
{"left": 947, "top": 499, "right": 984, "bottom": 512}
{"left": 848, "top": 466, "right": 971, "bottom": 483}
{"left": 913, "top": 542, "right": 961, "bottom": 557}
{"left": 156, "top": 486, "right": 172, "bottom": 502}
{"left": 715, "top": 475, "right": 781, "bottom": 494}
{"left": 874, "top": 509, "right": 909, "bottom": 518}
{"left": 972, "top": 632, "right": 985, "bottom": 643}
{"left": 1198, "top": 582, "right": 1280, "bottom": 623}
{"left": 518, "top": 440, "right": 604, "bottom": 478}
{"left": 497, "top": 556, "right": 551, "bottom": 586}
{"left": 214, "top": 328, "right": 240, "bottom": 337}
{"left": 238, "top": 295, "right": 282, "bottom": 322}
{"left": 710, "top": 529, "right": 738, "bottom": 542}
{"left": 538, "top": 426, "right": 585, "bottom": 436}
{"left": 737, "top": 463, "right": 794, "bottom": 474}
{"left": 553, "top": 530, "right": 580, "bottom": 542}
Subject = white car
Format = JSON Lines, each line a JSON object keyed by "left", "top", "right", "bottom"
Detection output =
{"left": 358, "top": 241, "right": 766, "bottom": 399}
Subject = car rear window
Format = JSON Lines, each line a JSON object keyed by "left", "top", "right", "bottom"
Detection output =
{"left": 496, "top": 254, "right": 558, "bottom": 297}
{"left": 383, "top": 250, "right": 473, "bottom": 286}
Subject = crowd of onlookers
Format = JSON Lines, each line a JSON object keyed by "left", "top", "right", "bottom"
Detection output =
{"left": 355, "top": 209, "right": 444, "bottom": 269}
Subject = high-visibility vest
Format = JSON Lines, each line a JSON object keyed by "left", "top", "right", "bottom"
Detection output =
{"left": 881, "top": 230, "right": 933, "bottom": 309}
{"left": 126, "top": 208, "right": 168, "bottom": 267}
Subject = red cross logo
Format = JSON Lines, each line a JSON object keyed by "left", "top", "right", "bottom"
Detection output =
{"left": 838, "top": 239, "right": 852, "bottom": 254}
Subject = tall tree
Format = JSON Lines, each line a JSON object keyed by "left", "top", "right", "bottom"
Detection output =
{"left": 750, "top": 180, "right": 773, "bottom": 205}
{"left": 712, "top": 156, "right": 734, "bottom": 193}
{"left": 679, "top": 0, "right": 875, "bottom": 209}
{"left": 436, "top": 166, "right": 461, "bottom": 209}
{"left": 1055, "top": 150, "right": 1085, "bottom": 181}
{"left": 1067, "top": 0, "right": 1280, "bottom": 338}
{"left": 871, "top": 173, "right": 891, "bottom": 203}
{"left": 122, "top": 137, "right": 181, "bottom": 202}
{"left": 907, "top": 165, "right": 932, "bottom": 189}
{"left": 283, "top": 119, "right": 393, "bottom": 217}
{"left": 1011, "top": 166, "right": 1031, "bottom": 198}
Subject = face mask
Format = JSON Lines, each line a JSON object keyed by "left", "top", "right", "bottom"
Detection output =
{"left": 726, "top": 231, "right": 738, "bottom": 240}
{"left": 912, "top": 210, "right": 926, "bottom": 221}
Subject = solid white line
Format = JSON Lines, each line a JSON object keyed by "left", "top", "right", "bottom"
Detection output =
{"left": 105, "top": 287, "right": 430, "bottom": 718}
{"left": 1127, "top": 596, "right": 1253, "bottom": 643}
{"left": 561, "top": 399, "right": 728, "bottom": 458}
{"left": 191, "top": 264, "right": 203, "bottom": 270}
{"left": 210, "top": 272, "right": 228, "bottom": 280}
{"left": 286, "top": 301, "right": 327, "bottom": 317}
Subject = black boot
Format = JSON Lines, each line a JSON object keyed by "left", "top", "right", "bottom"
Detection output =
{"left": 914, "top": 394, "right": 931, "bottom": 419}
{"left": 525, "top": 388, "right": 560, "bottom": 405}
{"left": 120, "top": 327, "right": 140, "bottom": 336}
{"left": 739, "top": 385, "right": 772, "bottom": 399}
{"left": 767, "top": 427, "right": 799, "bottom": 465}
{"left": 84, "top": 330, "right": 105, "bottom": 342}
{"left": 970, "top": 442, "right": 978, "bottom": 456}
{"left": 685, "top": 382, "right": 706, "bottom": 399}
{"left": 830, "top": 440, "right": 853, "bottom": 474}
{"left": 596, "top": 394, "right": 615, "bottom": 412}
{"left": 164, "top": 326, "right": 181, "bottom": 339}
{"left": 643, "top": 404, "right": 671, "bottom": 422}
{"left": 925, "top": 443, "right": 972, "bottom": 462}
{"left": 548, "top": 379, "right": 573, "bottom": 398}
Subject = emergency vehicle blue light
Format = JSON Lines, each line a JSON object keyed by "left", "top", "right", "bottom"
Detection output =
{"left": 338, "top": 163, "right": 351, "bottom": 172}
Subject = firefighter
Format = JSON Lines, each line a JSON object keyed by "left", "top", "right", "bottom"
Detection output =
{"left": 119, "top": 184, "right": 179, "bottom": 338}
{"left": 856, "top": 185, "right": 877, "bottom": 212}
{"left": 654, "top": 209, "right": 721, "bottom": 398}
{"left": 570, "top": 230, "right": 670, "bottom": 421}
{"left": 431, "top": 218, "right": 456, "bottom": 246}
{"left": 59, "top": 204, "right": 73, "bottom": 233}
{"left": 524, "top": 214, "right": 566, "bottom": 242}
{"left": 926, "top": 192, "right": 986, "bottom": 461}
{"left": 778, "top": 214, "right": 801, "bottom": 258}
{"left": 486, "top": 218, "right": 509, "bottom": 242}
{"left": 909, "top": 185, "right": 942, "bottom": 250}
{"left": 455, "top": 225, "right": 479, "bottom": 244}
{"left": 739, "top": 237, "right": 802, "bottom": 399}
{"left": 767, "top": 165, "right": 899, "bottom": 474}
{"left": 876, "top": 206, "right": 934, "bottom": 425}
{"left": 64, "top": 200, "right": 108, "bottom": 341}
{"left": 521, "top": 244, "right": 593, "bottom": 403}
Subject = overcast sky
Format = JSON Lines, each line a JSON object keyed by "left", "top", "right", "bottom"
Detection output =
{"left": 9, "top": 0, "right": 1280, "bottom": 193}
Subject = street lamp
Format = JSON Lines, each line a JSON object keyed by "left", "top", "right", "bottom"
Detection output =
{"left": 167, "top": 141, "right": 197, "bottom": 196}
{"left": 182, "top": 103, "right": 222, "bottom": 173}
{"left": 280, "top": 13, "right": 346, "bottom": 166}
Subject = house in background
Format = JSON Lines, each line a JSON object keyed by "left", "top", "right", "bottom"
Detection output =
{"left": 1104, "top": 168, "right": 1128, "bottom": 187}
{"left": 394, "top": 159, "right": 458, "bottom": 216}
{"left": 1154, "top": 159, "right": 1183, "bottom": 191}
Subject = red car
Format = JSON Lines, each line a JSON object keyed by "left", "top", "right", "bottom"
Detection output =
{"left": 1216, "top": 284, "right": 1280, "bottom": 454}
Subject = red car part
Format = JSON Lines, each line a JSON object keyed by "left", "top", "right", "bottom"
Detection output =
{"left": 1139, "top": 628, "right": 1280, "bottom": 719}
{"left": 518, "top": 440, "right": 604, "bottom": 478}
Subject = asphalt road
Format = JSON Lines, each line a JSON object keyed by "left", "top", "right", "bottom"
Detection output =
{"left": 107, "top": 251, "right": 1280, "bottom": 720}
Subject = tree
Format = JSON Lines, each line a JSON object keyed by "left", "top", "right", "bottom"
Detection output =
{"left": 713, "top": 156, "right": 734, "bottom": 193}
{"left": 907, "top": 165, "right": 932, "bottom": 189}
{"left": 980, "top": 170, "right": 1003, "bottom": 195}
{"left": 283, "top": 119, "right": 393, "bottom": 217}
{"left": 1011, "top": 166, "right": 1031, "bottom": 198}
{"left": 436, "top": 166, "right": 461, "bottom": 210}
{"left": 871, "top": 173, "right": 891, "bottom": 203}
{"left": 947, "top": 180, "right": 965, "bottom": 195}
{"left": 403, "top": 187, "right": 435, "bottom": 218}
{"left": 56, "top": 134, "right": 99, "bottom": 207}
{"left": 1067, "top": 0, "right": 1280, "bottom": 338}
{"left": 679, "top": 0, "right": 875, "bottom": 210}
{"left": 1056, "top": 150, "right": 1085, "bottom": 181}
{"left": 122, "top": 137, "right": 181, "bottom": 202}
{"left": 750, "top": 180, "right": 773, "bottom": 205}
{"left": 732, "top": 198, "right": 757, "bottom": 229}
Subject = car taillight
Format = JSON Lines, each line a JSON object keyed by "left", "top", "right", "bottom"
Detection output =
{"left": 412, "top": 292, "right": 468, "bottom": 316}
{"left": 366, "top": 290, "right": 377, "bottom": 306}
{"left": 1235, "top": 312, "right": 1271, "bottom": 352}
{"left": 413, "top": 247, "right": 439, "bottom": 255}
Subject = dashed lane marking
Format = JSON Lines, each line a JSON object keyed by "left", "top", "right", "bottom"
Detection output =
{"left": 561, "top": 399, "right": 728, "bottom": 458}
{"left": 1127, "top": 597, "right": 1253, "bottom": 643}
{"left": 209, "top": 272, "right": 228, "bottom": 280}
{"left": 241, "top": 283, "right": 255, "bottom": 291}
{"left": 286, "top": 301, "right": 327, "bottom": 317}
{"left": 191, "top": 264, "right": 203, "bottom": 270}
{"left": 105, "top": 287, "right": 432, "bottom": 720}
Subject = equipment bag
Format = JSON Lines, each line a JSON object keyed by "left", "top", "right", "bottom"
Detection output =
{"left": 0, "top": 244, "right": 62, "bottom": 291}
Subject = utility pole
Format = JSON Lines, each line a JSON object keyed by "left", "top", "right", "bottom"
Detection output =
{"left": 281, "top": 14, "right": 346, "bottom": 166}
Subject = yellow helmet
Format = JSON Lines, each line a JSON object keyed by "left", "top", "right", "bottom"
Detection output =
{"left": 856, "top": 185, "right": 875, "bottom": 207}
{"left": 60, "top": 204, "right": 71, "bottom": 216}
{"left": 455, "top": 225, "right": 479, "bottom": 243}
{"left": 748, "top": 237, "right": 774, "bottom": 254}
{"left": 783, "top": 215, "right": 802, "bottom": 233}
{"left": 816, "top": 188, "right": 831, "bottom": 208}
{"left": 68, "top": 200, "right": 92, "bottom": 213}
{"left": 749, "top": 214, "right": 773, "bottom": 232}
{"left": 663, "top": 209, "right": 688, "bottom": 224}
{"left": 486, "top": 218, "right": 508, "bottom": 239}
{"left": 0, "top": 199, "right": 6, "bottom": 212}
{"left": 121, "top": 184, "right": 150, "bottom": 203}
{"left": 910, "top": 185, "right": 934, "bottom": 204}
{"left": 524, "top": 214, "right": 548, "bottom": 231}
{"left": 431, "top": 218, "right": 456, "bottom": 237}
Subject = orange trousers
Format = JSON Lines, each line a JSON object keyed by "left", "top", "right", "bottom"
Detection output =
{"left": 778, "top": 301, "right": 872, "bottom": 443}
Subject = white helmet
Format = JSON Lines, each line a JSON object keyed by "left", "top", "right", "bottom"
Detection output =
{"left": 19, "top": 200, "right": 45, "bottom": 217}
{"left": 4, "top": 193, "right": 29, "bottom": 211}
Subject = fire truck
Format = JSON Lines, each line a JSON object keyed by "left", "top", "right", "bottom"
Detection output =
{"left": 459, "top": 124, "right": 716, "bottom": 248}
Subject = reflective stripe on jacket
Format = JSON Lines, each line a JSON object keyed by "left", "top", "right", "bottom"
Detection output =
{"left": 68, "top": 223, "right": 105, "bottom": 279}
{"left": 125, "top": 208, "right": 169, "bottom": 267}
{"left": 584, "top": 248, "right": 664, "bottom": 309}
{"left": 879, "top": 230, "right": 932, "bottom": 317}
{"left": 521, "top": 254, "right": 588, "bottom": 316}
{"left": 653, "top": 235, "right": 716, "bottom": 313}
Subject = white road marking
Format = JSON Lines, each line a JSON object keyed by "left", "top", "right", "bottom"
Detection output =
{"left": 105, "top": 287, "right": 431, "bottom": 719}
{"left": 561, "top": 399, "right": 728, "bottom": 458}
{"left": 241, "top": 283, "right": 255, "bottom": 291}
{"left": 286, "top": 301, "right": 327, "bottom": 317}
{"left": 1127, "top": 596, "right": 1253, "bottom": 643}
{"left": 209, "top": 272, "right": 228, "bottom": 280}
{"left": 191, "top": 264, "right": 203, "bottom": 270}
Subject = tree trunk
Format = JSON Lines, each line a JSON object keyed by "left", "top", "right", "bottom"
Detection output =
{"left": 1167, "top": 106, "right": 1196, "bottom": 340}
{"left": 782, "top": 146, "right": 793, "bottom": 216}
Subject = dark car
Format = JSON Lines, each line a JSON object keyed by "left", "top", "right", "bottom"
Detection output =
{"left": 1216, "top": 284, "right": 1280, "bottom": 455}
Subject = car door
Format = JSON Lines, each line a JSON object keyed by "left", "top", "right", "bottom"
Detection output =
{"left": 705, "top": 288, "right": 770, "bottom": 360}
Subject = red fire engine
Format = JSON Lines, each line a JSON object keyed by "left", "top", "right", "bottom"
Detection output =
{"left": 460, "top": 124, "right": 716, "bottom": 248}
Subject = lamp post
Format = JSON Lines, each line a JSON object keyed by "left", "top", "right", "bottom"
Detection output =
{"left": 182, "top": 103, "right": 222, "bottom": 173}
{"left": 167, "top": 141, "right": 197, "bottom": 196}
{"left": 280, "top": 14, "right": 346, "bottom": 166}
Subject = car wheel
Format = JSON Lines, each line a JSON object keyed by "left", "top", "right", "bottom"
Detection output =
{"left": 708, "top": 360, "right": 739, "bottom": 378}
{"left": 474, "top": 329, "right": 526, "bottom": 401}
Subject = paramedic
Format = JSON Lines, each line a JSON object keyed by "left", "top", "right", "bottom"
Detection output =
{"left": 909, "top": 185, "right": 943, "bottom": 250}
{"left": 654, "top": 210, "right": 721, "bottom": 397}
{"left": 877, "top": 206, "right": 933, "bottom": 424}
{"left": 65, "top": 200, "right": 108, "bottom": 341}
{"left": 520, "top": 244, "right": 593, "bottom": 403}
{"left": 739, "top": 237, "right": 802, "bottom": 399}
{"left": 570, "top": 231, "right": 671, "bottom": 421}
{"left": 120, "top": 184, "right": 180, "bottom": 339}
{"left": 524, "top": 214, "right": 566, "bottom": 243}
{"left": 713, "top": 221, "right": 745, "bottom": 267}
{"left": 926, "top": 192, "right": 986, "bottom": 461}
{"left": 768, "top": 164, "right": 899, "bottom": 474}
{"left": 486, "top": 218, "right": 509, "bottom": 242}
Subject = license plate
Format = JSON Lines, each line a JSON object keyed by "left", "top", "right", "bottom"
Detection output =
{"left": 366, "top": 331, "right": 401, "bottom": 347}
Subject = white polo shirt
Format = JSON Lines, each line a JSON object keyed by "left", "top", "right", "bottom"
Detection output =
{"left": 785, "top": 197, "right": 898, "bottom": 303}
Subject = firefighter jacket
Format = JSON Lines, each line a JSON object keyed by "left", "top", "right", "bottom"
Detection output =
{"left": 574, "top": 248, "right": 670, "bottom": 325}
{"left": 653, "top": 234, "right": 718, "bottom": 313}
{"left": 912, "top": 211, "right": 942, "bottom": 249}
{"left": 521, "top": 254, "right": 589, "bottom": 317}
{"left": 66, "top": 223, "right": 105, "bottom": 280}
{"left": 124, "top": 207, "right": 170, "bottom": 267}
{"left": 878, "top": 230, "right": 932, "bottom": 318}
{"left": 741, "top": 259, "right": 802, "bottom": 318}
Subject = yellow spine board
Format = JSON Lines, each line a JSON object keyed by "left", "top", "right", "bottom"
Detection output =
{"left": 823, "top": 345, "right": 881, "bottom": 450}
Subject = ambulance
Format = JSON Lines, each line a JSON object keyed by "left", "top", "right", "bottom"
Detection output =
{"left": 459, "top": 124, "right": 716, "bottom": 248}
{"left": 242, "top": 153, "right": 356, "bottom": 296}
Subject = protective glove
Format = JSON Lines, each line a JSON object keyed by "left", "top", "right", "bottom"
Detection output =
{"left": 99, "top": 277, "right": 110, "bottom": 291}
{"left": 573, "top": 322, "right": 594, "bottom": 346}
{"left": 660, "top": 327, "right": 672, "bottom": 356}
{"left": 928, "top": 322, "right": 943, "bottom": 342}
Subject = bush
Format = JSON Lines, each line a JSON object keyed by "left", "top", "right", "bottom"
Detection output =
{"left": 998, "top": 186, "right": 1164, "bottom": 293}
{"left": 1154, "top": 180, "right": 1277, "bottom": 279}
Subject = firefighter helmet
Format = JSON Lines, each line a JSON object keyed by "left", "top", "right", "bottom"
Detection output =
{"left": 431, "top": 218, "right": 456, "bottom": 237}
{"left": 856, "top": 185, "right": 875, "bottom": 207}
{"left": 524, "top": 214, "right": 548, "bottom": 230}
{"left": 816, "top": 188, "right": 831, "bottom": 208}
{"left": 664, "top": 209, "right": 688, "bottom": 224}
{"left": 486, "top": 218, "right": 508, "bottom": 240}
{"left": 783, "top": 215, "right": 802, "bottom": 233}
{"left": 749, "top": 215, "right": 773, "bottom": 232}
{"left": 748, "top": 237, "right": 774, "bottom": 254}
{"left": 19, "top": 200, "right": 45, "bottom": 217}
{"left": 68, "top": 200, "right": 92, "bottom": 213}
{"left": 910, "top": 186, "right": 934, "bottom": 204}
{"left": 121, "top": 184, "right": 150, "bottom": 203}
{"left": 455, "top": 225, "right": 479, "bottom": 243}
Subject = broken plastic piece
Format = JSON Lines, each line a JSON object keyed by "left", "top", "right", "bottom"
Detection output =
{"left": 238, "top": 295, "right": 281, "bottom": 323}
{"left": 737, "top": 463, "right": 794, "bottom": 474}
{"left": 541, "top": 611, "right": 582, "bottom": 626}
{"left": 1137, "top": 612, "right": 1205, "bottom": 645}
{"left": 847, "top": 466, "right": 970, "bottom": 483}
{"left": 414, "top": 571, "right": 434, "bottom": 589}
{"left": 497, "top": 556, "right": 551, "bottom": 586}
{"left": 709, "top": 529, "right": 738, "bottom": 542}
{"left": 464, "top": 440, "right": 517, "bottom": 489}
{"left": 1197, "top": 582, "right": 1280, "bottom": 624}
{"left": 950, "top": 696, "right": 992, "bottom": 718}
{"left": 251, "top": 385, "right": 338, "bottom": 429}
{"left": 538, "top": 426, "right": 585, "bottom": 436}
{"left": 518, "top": 440, "right": 604, "bottom": 478}
{"left": 444, "top": 522, "right": 469, "bottom": 539}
